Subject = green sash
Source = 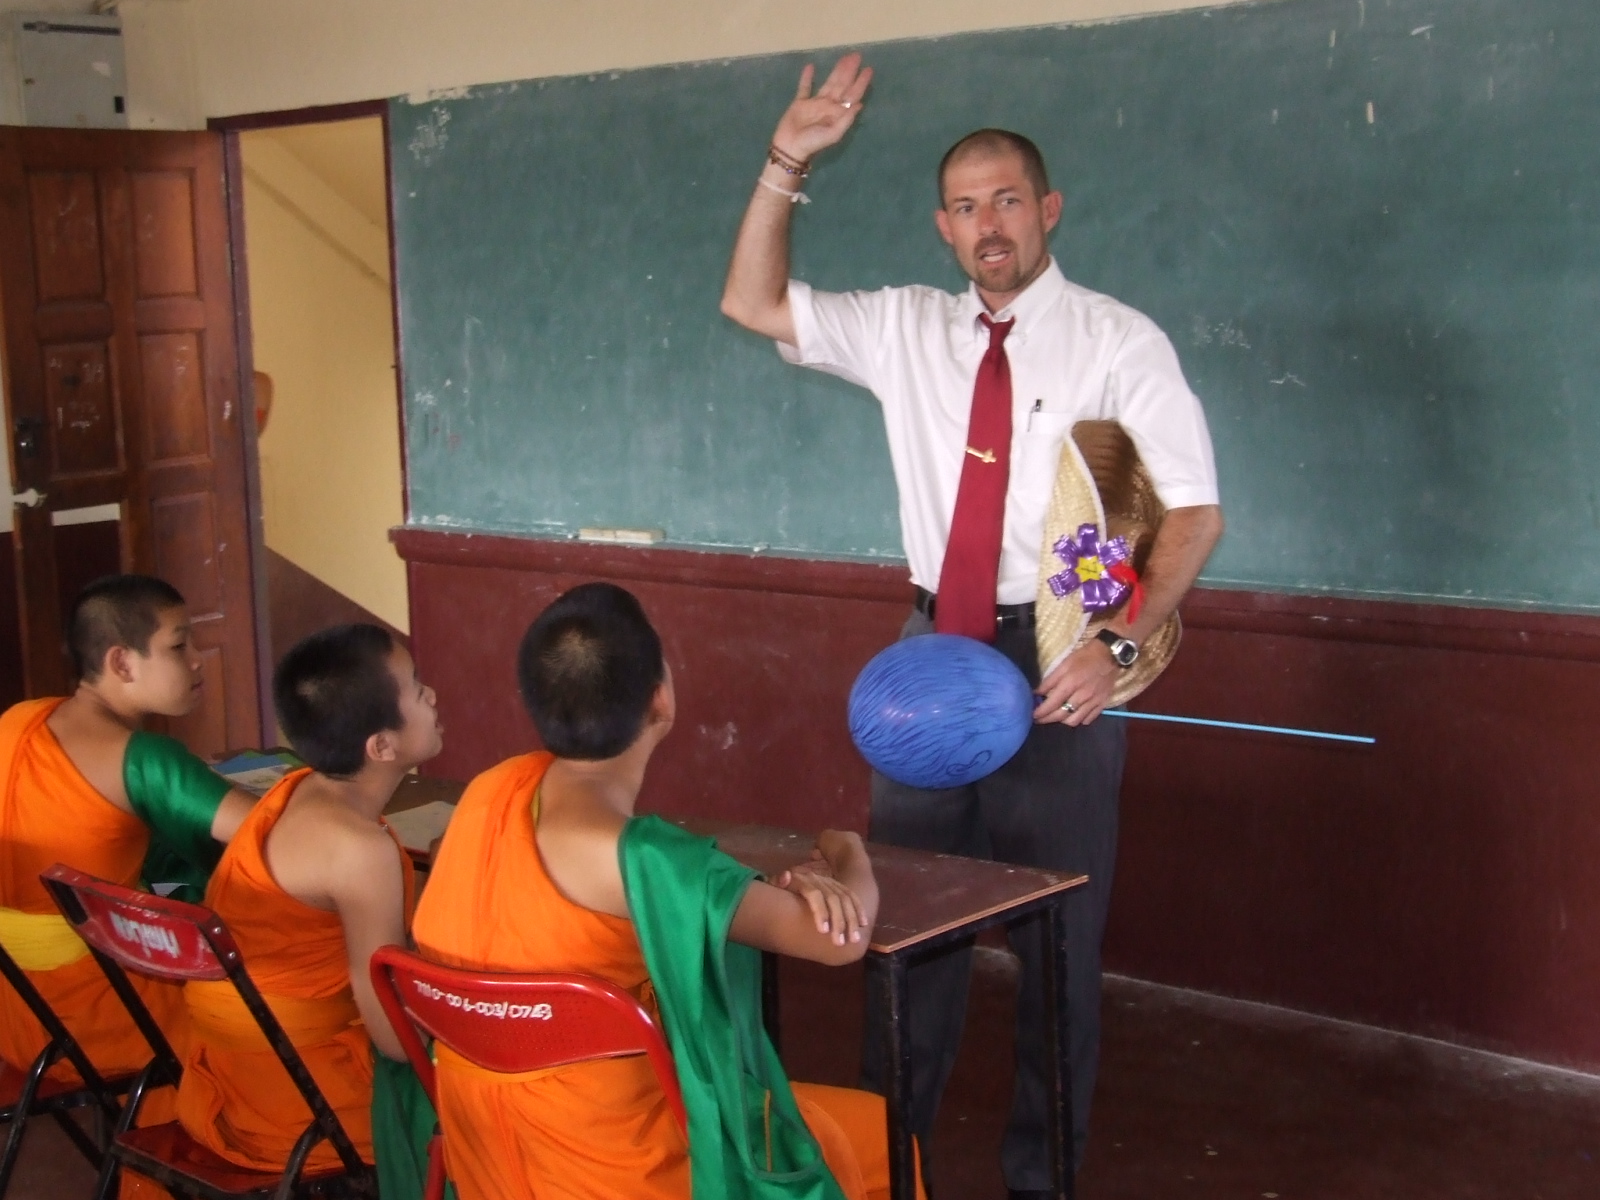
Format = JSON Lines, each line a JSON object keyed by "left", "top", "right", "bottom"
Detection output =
{"left": 620, "top": 815, "right": 847, "bottom": 1200}
{"left": 371, "top": 1050, "right": 455, "bottom": 1200}
{"left": 123, "top": 730, "right": 230, "bottom": 903}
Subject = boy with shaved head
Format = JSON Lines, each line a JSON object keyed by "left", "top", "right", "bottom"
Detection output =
{"left": 0, "top": 574, "right": 255, "bottom": 1157}
{"left": 171, "top": 623, "right": 443, "bottom": 1195}
{"left": 722, "top": 56, "right": 1224, "bottom": 1195}
{"left": 415, "top": 583, "right": 918, "bottom": 1200}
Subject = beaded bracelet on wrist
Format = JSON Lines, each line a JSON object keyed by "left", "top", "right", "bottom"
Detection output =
{"left": 767, "top": 145, "right": 811, "bottom": 178}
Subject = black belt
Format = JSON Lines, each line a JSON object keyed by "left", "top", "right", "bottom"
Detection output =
{"left": 913, "top": 587, "right": 1036, "bottom": 632}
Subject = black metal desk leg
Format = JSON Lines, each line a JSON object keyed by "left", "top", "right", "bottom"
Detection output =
{"left": 1043, "top": 899, "right": 1076, "bottom": 1199}
{"left": 880, "top": 953, "right": 917, "bottom": 1200}
{"left": 761, "top": 950, "right": 782, "bottom": 1053}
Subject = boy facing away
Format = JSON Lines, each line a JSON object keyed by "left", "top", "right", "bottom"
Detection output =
{"left": 414, "top": 582, "right": 921, "bottom": 1200}
{"left": 172, "top": 623, "right": 442, "bottom": 1196}
{"left": 0, "top": 575, "right": 254, "bottom": 1121}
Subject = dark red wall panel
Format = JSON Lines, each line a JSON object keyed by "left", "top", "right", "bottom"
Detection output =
{"left": 398, "top": 529, "right": 909, "bottom": 832}
{"left": 1105, "top": 595, "right": 1600, "bottom": 1070}
{"left": 396, "top": 527, "right": 1600, "bottom": 1072}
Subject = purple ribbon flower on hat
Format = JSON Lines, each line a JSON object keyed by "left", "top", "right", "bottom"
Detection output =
{"left": 1048, "top": 523, "right": 1133, "bottom": 612}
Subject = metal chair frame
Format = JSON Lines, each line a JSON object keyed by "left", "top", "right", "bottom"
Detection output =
{"left": 0, "top": 936, "right": 135, "bottom": 1195}
{"left": 41, "top": 864, "right": 377, "bottom": 1200}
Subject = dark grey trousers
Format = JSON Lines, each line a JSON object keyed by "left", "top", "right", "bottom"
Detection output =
{"left": 859, "top": 609, "right": 1126, "bottom": 1193}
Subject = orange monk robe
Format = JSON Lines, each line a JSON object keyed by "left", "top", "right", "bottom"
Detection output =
{"left": 0, "top": 699, "right": 193, "bottom": 1200}
{"left": 0, "top": 698, "right": 193, "bottom": 1093}
{"left": 175, "top": 769, "right": 415, "bottom": 1173}
{"left": 414, "top": 752, "right": 909, "bottom": 1200}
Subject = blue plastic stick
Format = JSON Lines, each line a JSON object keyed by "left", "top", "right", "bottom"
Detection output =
{"left": 1103, "top": 709, "right": 1375, "bottom": 745}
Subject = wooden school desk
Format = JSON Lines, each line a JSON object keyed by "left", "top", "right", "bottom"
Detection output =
{"left": 382, "top": 785, "right": 1088, "bottom": 1200}
{"left": 678, "top": 818, "right": 1087, "bottom": 1200}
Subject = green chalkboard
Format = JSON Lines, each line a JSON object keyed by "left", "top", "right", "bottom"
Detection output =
{"left": 391, "top": 0, "right": 1600, "bottom": 610}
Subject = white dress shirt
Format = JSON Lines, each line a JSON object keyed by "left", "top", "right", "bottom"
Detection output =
{"left": 779, "top": 259, "right": 1219, "bottom": 605}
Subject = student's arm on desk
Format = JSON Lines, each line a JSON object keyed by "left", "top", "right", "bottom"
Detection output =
{"left": 324, "top": 826, "right": 411, "bottom": 1061}
{"left": 542, "top": 816, "right": 878, "bottom": 968}
{"left": 729, "top": 831, "right": 878, "bottom": 967}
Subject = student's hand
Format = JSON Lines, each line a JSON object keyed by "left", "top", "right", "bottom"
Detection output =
{"left": 815, "top": 829, "right": 866, "bottom": 873}
{"left": 771, "top": 53, "right": 873, "bottom": 164}
{"left": 773, "top": 859, "right": 867, "bottom": 947}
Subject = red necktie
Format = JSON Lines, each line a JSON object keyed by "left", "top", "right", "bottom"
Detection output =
{"left": 936, "top": 314, "right": 1015, "bottom": 642}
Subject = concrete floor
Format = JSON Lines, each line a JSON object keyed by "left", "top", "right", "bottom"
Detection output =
{"left": 775, "top": 949, "right": 1600, "bottom": 1200}
{"left": 8, "top": 953, "right": 1600, "bottom": 1198}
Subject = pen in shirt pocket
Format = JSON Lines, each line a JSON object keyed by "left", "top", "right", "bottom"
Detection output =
{"left": 1028, "top": 399, "right": 1042, "bottom": 432}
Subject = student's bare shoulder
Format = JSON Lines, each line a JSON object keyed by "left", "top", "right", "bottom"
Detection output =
{"left": 44, "top": 698, "right": 134, "bottom": 807}
{"left": 536, "top": 804, "right": 629, "bottom": 917}
{"left": 267, "top": 783, "right": 399, "bottom": 902}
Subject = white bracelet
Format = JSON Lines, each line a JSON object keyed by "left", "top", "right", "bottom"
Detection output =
{"left": 757, "top": 175, "right": 810, "bottom": 205}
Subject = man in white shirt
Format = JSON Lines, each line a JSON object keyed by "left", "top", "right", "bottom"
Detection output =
{"left": 721, "top": 54, "right": 1223, "bottom": 1197}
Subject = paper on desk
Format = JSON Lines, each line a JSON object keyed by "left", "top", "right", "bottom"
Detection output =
{"left": 215, "top": 751, "right": 301, "bottom": 797}
{"left": 384, "top": 800, "right": 457, "bottom": 854}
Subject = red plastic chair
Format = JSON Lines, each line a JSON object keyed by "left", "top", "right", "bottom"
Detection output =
{"left": 369, "top": 945, "right": 686, "bottom": 1200}
{"left": 40, "top": 864, "right": 376, "bottom": 1200}
{"left": 0, "top": 937, "right": 134, "bottom": 1197}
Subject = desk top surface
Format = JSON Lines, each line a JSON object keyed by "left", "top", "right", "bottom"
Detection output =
{"left": 676, "top": 818, "right": 1085, "bottom": 955}
{"left": 383, "top": 777, "right": 1085, "bottom": 955}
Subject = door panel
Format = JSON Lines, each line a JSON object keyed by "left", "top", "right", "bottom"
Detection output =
{"left": 0, "top": 128, "right": 259, "bottom": 757}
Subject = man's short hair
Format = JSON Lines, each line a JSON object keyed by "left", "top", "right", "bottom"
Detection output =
{"left": 274, "top": 624, "right": 401, "bottom": 778}
{"left": 68, "top": 575, "right": 186, "bottom": 682}
{"left": 517, "top": 583, "right": 665, "bottom": 761}
{"left": 938, "top": 128, "right": 1052, "bottom": 204}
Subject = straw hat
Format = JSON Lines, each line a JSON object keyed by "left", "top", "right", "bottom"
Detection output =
{"left": 1034, "top": 421, "right": 1180, "bottom": 706}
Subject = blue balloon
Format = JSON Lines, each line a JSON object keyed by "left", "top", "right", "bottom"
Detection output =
{"left": 848, "top": 634, "right": 1034, "bottom": 790}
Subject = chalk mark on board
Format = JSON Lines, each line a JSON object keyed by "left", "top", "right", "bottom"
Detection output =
{"left": 1411, "top": 24, "right": 1434, "bottom": 38}
{"left": 1192, "top": 318, "right": 1252, "bottom": 350}
{"left": 409, "top": 106, "right": 451, "bottom": 165}
{"left": 1269, "top": 374, "right": 1306, "bottom": 387}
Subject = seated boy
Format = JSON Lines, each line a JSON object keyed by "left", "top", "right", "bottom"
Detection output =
{"left": 0, "top": 574, "right": 254, "bottom": 1107}
{"left": 414, "top": 582, "right": 919, "bottom": 1200}
{"left": 173, "top": 623, "right": 443, "bottom": 1193}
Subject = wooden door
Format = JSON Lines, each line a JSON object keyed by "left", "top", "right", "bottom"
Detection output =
{"left": 0, "top": 128, "right": 259, "bottom": 758}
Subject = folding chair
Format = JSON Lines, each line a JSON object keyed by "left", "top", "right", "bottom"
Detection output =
{"left": 369, "top": 945, "right": 686, "bottom": 1200}
{"left": 0, "top": 936, "right": 134, "bottom": 1196}
{"left": 40, "top": 864, "right": 377, "bottom": 1200}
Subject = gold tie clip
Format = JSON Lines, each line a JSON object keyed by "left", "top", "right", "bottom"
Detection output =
{"left": 965, "top": 446, "right": 997, "bottom": 464}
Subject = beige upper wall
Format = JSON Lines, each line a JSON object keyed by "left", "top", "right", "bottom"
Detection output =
{"left": 119, "top": 0, "right": 1256, "bottom": 128}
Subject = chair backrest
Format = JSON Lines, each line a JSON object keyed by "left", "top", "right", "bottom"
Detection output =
{"left": 39, "top": 866, "right": 232, "bottom": 984}
{"left": 369, "top": 946, "right": 686, "bottom": 1135}
{"left": 41, "top": 864, "right": 369, "bottom": 1177}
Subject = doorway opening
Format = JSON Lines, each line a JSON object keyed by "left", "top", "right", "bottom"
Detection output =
{"left": 232, "top": 112, "right": 409, "bottom": 735}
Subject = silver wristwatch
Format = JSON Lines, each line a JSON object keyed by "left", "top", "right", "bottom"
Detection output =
{"left": 1095, "top": 629, "right": 1139, "bottom": 668}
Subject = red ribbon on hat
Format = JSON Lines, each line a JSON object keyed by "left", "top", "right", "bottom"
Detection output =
{"left": 1107, "top": 563, "right": 1144, "bottom": 624}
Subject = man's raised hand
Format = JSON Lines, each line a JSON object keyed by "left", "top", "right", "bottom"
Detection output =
{"left": 772, "top": 53, "right": 873, "bottom": 164}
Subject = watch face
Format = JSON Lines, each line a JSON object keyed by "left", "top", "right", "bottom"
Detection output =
{"left": 1096, "top": 628, "right": 1139, "bottom": 667}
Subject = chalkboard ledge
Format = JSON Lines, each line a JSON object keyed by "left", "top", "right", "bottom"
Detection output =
{"left": 390, "top": 526, "right": 913, "bottom": 606}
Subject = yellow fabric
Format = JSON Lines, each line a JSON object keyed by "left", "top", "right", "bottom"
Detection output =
{"left": 184, "top": 979, "right": 362, "bottom": 1055}
{"left": 0, "top": 906, "right": 87, "bottom": 971}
